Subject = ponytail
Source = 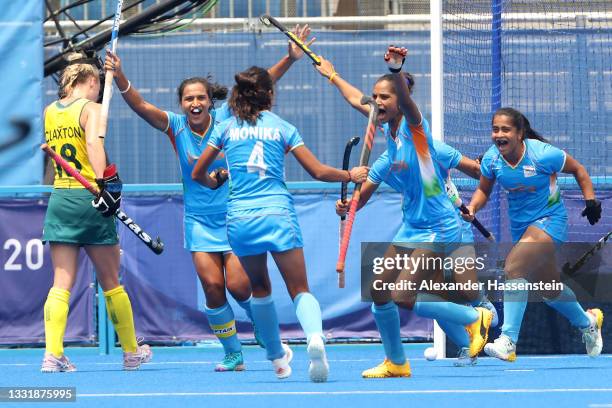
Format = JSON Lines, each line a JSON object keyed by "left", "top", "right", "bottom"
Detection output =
{"left": 229, "top": 66, "right": 273, "bottom": 125}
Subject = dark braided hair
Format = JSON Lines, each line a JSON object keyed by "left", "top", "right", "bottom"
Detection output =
{"left": 229, "top": 66, "right": 273, "bottom": 125}
{"left": 493, "top": 107, "right": 548, "bottom": 143}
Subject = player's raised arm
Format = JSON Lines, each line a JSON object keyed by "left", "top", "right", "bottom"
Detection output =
{"left": 268, "top": 24, "right": 316, "bottom": 83}
{"left": 384, "top": 46, "right": 421, "bottom": 125}
{"left": 105, "top": 50, "right": 169, "bottom": 131}
{"left": 313, "top": 56, "right": 370, "bottom": 117}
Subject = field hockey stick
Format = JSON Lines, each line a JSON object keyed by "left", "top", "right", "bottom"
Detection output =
{"left": 98, "top": 0, "right": 124, "bottom": 140}
{"left": 338, "top": 136, "right": 360, "bottom": 288}
{"left": 336, "top": 96, "right": 379, "bottom": 276}
{"left": 562, "top": 231, "right": 611, "bottom": 276}
{"left": 259, "top": 14, "right": 321, "bottom": 65}
{"left": 41, "top": 143, "right": 164, "bottom": 255}
{"left": 444, "top": 178, "right": 495, "bottom": 242}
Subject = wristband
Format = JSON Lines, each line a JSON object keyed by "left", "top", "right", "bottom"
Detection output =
{"left": 328, "top": 72, "right": 338, "bottom": 83}
{"left": 119, "top": 80, "right": 131, "bottom": 94}
{"left": 387, "top": 58, "right": 404, "bottom": 73}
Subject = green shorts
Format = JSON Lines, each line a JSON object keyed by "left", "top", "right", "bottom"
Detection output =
{"left": 42, "top": 189, "right": 119, "bottom": 245}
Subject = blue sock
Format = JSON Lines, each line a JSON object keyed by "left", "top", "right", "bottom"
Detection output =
{"left": 371, "top": 302, "right": 406, "bottom": 365}
{"left": 501, "top": 278, "right": 528, "bottom": 343}
{"left": 544, "top": 284, "right": 590, "bottom": 328}
{"left": 205, "top": 303, "right": 241, "bottom": 354}
{"left": 250, "top": 296, "right": 284, "bottom": 360}
{"left": 293, "top": 292, "right": 324, "bottom": 343}
{"left": 414, "top": 293, "right": 478, "bottom": 326}
{"left": 235, "top": 295, "right": 254, "bottom": 322}
{"left": 437, "top": 319, "right": 470, "bottom": 348}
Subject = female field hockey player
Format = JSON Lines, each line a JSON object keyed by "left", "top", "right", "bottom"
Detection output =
{"left": 192, "top": 66, "right": 369, "bottom": 382}
{"left": 104, "top": 25, "right": 314, "bottom": 371}
{"left": 337, "top": 131, "right": 498, "bottom": 367}
{"left": 315, "top": 46, "right": 493, "bottom": 376}
{"left": 463, "top": 107, "right": 603, "bottom": 361}
{"left": 42, "top": 53, "right": 151, "bottom": 372}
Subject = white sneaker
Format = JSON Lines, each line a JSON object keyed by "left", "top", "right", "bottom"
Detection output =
{"left": 282, "top": 343, "right": 293, "bottom": 363}
{"left": 484, "top": 334, "right": 517, "bottom": 362}
{"left": 307, "top": 335, "right": 329, "bottom": 383}
{"left": 123, "top": 344, "right": 153, "bottom": 371}
{"left": 41, "top": 353, "right": 76, "bottom": 373}
{"left": 272, "top": 344, "right": 293, "bottom": 379}
{"left": 581, "top": 308, "right": 603, "bottom": 357}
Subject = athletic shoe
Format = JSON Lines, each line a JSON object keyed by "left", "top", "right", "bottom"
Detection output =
{"left": 282, "top": 343, "right": 293, "bottom": 363}
{"left": 272, "top": 344, "right": 293, "bottom": 379}
{"left": 582, "top": 308, "right": 604, "bottom": 357}
{"left": 454, "top": 347, "right": 477, "bottom": 367}
{"left": 215, "top": 351, "right": 245, "bottom": 372}
{"left": 41, "top": 353, "right": 76, "bottom": 373}
{"left": 361, "top": 358, "right": 411, "bottom": 378}
{"left": 123, "top": 344, "right": 153, "bottom": 371}
{"left": 478, "top": 296, "right": 499, "bottom": 328}
{"left": 484, "top": 334, "right": 517, "bottom": 362}
{"left": 307, "top": 335, "right": 329, "bottom": 382}
{"left": 465, "top": 307, "right": 493, "bottom": 357}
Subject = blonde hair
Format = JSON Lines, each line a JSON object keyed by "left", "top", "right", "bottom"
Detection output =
{"left": 59, "top": 53, "right": 99, "bottom": 98}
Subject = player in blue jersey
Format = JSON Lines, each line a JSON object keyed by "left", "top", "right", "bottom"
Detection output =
{"left": 316, "top": 46, "right": 494, "bottom": 376}
{"left": 191, "top": 66, "right": 369, "bottom": 382}
{"left": 104, "top": 25, "right": 315, "bottom": 371}
{"left": 338, "top": 140, "right": 497, "bottom": 367}
{"left": 463, "top": 107, "right": 603, "bottom": 361}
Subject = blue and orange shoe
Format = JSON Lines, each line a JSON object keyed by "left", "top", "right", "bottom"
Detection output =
{"left": 215, "top": 351, "right": 245, "bottom": 372}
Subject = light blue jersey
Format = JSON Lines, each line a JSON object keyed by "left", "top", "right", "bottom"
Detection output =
{"left": 369, "top": 117, "right": 459, "bottom": 228}
{"left": 208, "top": 111, "right": 305, "bottom": 257}
{"left": 481, "top": 139, "right": 568, "bottom": 242}
{"left": 208, "top": 111, "right": 304, "bottom": 211}
{"left": 433, "top": 140, "right": 474, "bottom": 242}
{"left": 368, "top": 117, "right": 461, "bottom": 247}
{"left": 166, "top": 103, "right": 232, "bottom": 216}
{"left": 166, "top": 103, "right": 233, "bottom": 252}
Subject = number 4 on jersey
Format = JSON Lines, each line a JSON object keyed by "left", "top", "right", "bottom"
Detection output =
{"left": 247, "top": 141, "right": 268, "bottom": 178}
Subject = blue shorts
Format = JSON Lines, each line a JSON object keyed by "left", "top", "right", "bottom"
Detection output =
{"left": 184, "top": 212, "right": 232, "bottom": 253}
{"left": 511, "top": 214, "right": 567, "bottom": 244}
{"left": 226, "top": 206, "right": 303, "bottom": 257}
{"left": 393, "top": 216, "right": 462, "bottom": 253}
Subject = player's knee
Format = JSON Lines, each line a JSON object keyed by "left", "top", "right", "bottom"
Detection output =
{"left": 392, "top": 291, "right": 415, "bottom": 310}
{"left": 286, "top": 283, "right": 309, "bottom": 300}
{"left": 202, "top": 278, "right": 226, "bottom": 298}
{"left": 226, "top": 278, "right": 252, "bottom": 300}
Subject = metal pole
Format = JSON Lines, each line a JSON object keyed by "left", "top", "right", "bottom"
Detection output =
{"left": 491, "top": 0, "right": 503, "bottom": 241}
{"left": 431, "top": 0, "right": 446, "bottom": 360}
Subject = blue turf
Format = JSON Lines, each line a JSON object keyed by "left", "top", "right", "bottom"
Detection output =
{"left": 1, "top": 345, "right": 611, "bottom": 408}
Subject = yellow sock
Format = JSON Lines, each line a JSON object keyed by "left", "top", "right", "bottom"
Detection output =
{"left": 44, "top": 287, "right": 70, "bottom": 357}
{"left": 104, "top": 286, "right": 138, "bottom": 353}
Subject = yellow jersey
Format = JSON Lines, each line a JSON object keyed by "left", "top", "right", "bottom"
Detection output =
{"left": 44, "top": 98, "right": 98, "bottom": 189}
